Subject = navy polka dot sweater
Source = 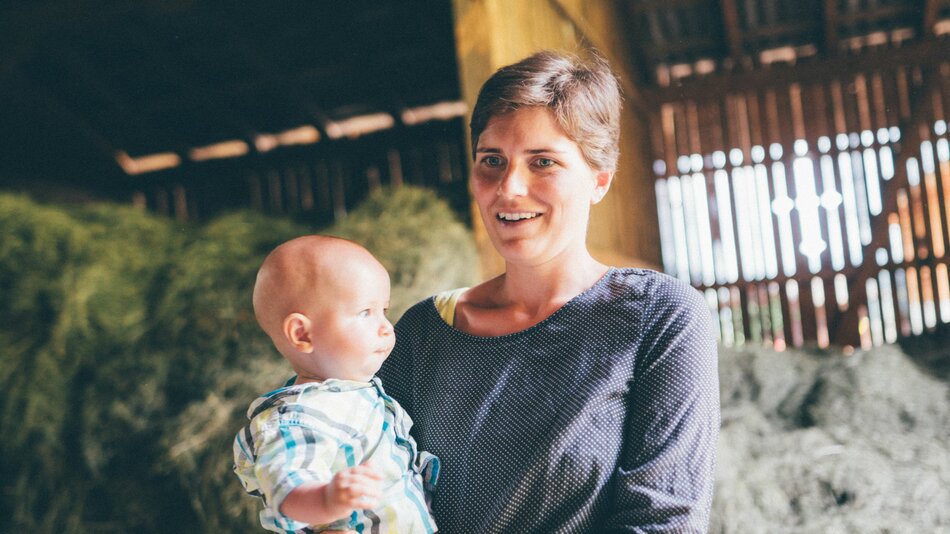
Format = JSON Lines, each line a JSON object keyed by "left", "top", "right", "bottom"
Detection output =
{"left": 378, "top": 268, "right": 719, "bottom": 533}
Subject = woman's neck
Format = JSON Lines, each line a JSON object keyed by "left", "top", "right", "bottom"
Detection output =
{"left": 454, "top": 247, "right": 610, "bottom": 336}
{"left": 501, "top": 254, "right": 607, "bottom": 310}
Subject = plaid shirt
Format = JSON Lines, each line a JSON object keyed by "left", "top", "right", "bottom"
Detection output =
{"left": 233, "top": 376, "right": 438, "bottom": 533}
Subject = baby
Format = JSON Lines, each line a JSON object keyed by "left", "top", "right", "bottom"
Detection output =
{"left": 233, "top": 235, "right": 438, "bottom": 533}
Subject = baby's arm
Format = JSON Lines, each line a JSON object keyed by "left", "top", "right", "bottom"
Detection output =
{"left": 279, "top": 464, "right": 383, "bottom": 526}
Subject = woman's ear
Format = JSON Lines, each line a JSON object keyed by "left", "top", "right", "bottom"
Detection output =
{"left": 282, "top": 313, "right": 314, "bottom": 353}
{"left": 591, "top": 170, "right": 614, "bottom": 204}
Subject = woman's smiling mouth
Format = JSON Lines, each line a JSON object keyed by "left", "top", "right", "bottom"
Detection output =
{"left": 496, "top": 211, "right": 542, "bottom": 222}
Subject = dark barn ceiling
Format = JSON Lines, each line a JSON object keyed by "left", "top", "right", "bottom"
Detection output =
{"left": 623, "top": 0, "right": 950, "bottom": 87}
{"left": 1, "top": 0, "right": 948, "bottom": 199}
{"left": 0, "top": 0, "right": 460, "bottom": 196}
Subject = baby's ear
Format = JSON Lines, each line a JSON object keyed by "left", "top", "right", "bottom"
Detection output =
{"left": 283, "top": 313, "right": 314, "bottom": 352}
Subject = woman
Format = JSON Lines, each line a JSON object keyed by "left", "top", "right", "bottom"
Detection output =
{"left": 380, "top": 50, "right": 719, "bottom": 533}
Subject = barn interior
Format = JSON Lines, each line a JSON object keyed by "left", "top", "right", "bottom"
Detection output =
{"left": 1, "top": 1, "right": 949, "bottom": 531}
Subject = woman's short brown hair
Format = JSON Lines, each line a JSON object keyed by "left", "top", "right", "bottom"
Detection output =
{"left": 470, "top": 50, "right": 622, "bottom": 172}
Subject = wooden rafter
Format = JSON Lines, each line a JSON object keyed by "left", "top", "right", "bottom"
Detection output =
{"left": 719, "top": 0, "right": 744, "bottom": 64}
{"left": 630, "top": 0, "right": 702, "bottom": 14}
{"left": 839, "top": 4, "right": 916, "bottom": 24}
{"left": 642, "top": 36, "right": 721, "bottom": 58}
{"left": 823, "top": 0, "right": 838, "bottom": 55}
{"left": 923, "top": 0, "right": 940, "bottom": 37}
{"left": 741, "top": 20, "right": 819, "bottom": 40}
{"left": 646, "top": 39, "right": 950, "bottom": 104}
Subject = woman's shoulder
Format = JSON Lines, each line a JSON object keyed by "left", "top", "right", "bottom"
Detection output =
{"left": 605, "top": 267, "right": 705, "bottom": 306}
{"left": 396, "top": 295, "right": 439, "bottom": 324}
{"left": 595, "top": 268, "right": 710, "bottom": 333}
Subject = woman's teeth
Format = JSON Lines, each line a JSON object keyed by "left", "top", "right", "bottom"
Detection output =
{"left": 497, "top": 212, "right": 540, "bottom": 221}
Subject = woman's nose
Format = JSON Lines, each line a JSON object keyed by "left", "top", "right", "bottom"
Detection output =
{"left": 498, "top": 164, "right": 528, "bottom": 197}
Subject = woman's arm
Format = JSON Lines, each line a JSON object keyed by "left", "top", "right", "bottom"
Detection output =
{"left": 604, "top": 282, "right": 720, "bottom": 533}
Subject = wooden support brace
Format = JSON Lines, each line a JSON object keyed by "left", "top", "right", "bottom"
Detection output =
{"left": 719, "top": 0, "right": 744, "bottom": 66}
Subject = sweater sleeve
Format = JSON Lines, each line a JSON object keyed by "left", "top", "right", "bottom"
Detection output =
{"left": 603, "top": 277, "right": 720, "bottom": 533}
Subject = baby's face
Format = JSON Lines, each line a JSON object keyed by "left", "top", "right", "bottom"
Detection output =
{"left": 307, "top": 259, "right": 394, "bottom": 381}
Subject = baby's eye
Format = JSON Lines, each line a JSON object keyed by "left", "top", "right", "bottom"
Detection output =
{"left": 358, "top": 309, "right": 371, "bottom": 318}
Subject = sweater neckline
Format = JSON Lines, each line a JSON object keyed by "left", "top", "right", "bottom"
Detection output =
{"left": 428, "top": 267, "right": 619, "bottom": 341}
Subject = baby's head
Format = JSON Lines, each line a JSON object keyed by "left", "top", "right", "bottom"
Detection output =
{"left": 253, "top": 235, "right": 394, "bottom": 383}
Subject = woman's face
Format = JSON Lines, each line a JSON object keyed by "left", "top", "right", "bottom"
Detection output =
{"left": 472, "top": 106, "right": 612, "bottom": 267}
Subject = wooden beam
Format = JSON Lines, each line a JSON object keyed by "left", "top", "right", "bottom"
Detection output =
{"left": 741, "top": 20, "right": 819, "bottom": 40}
{"left": 823, "top": 0, "right": 838, "bottom": 55}
{"left": 838, "top": 4, "right": 916, "bottom": 24}
{"left": 645, "top": 39, "right": 950, "bottom": 104}
{"left": 719, "top": 0, "right": 744, "bottom": 64}
{"left": 641, "top": 36, "right": 721, "bottom": 58}
{"left": 922, "top": 0, "right": 940, "bottom": 38}
{"left": 629, "top": 0, "right": 705, "bottom": 13}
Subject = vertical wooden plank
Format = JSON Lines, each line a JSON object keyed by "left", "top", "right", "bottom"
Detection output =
{"left": 763, "top": 86, "right": 797, "bottom": 344}
{"left": 267, "top": 169, "right": 282, "bottom": 212}
{"left": 720, "top": 93, "right": 750, "bottom": 342}
{"left": 790, "top": 82, "right": 819, "bottom": 342}
{"left": 284, "top": 166, "right": 300, "bottom": 212}
{"left": 906, "top": 266, "right": 924, "bottom": 335}
{"left": 313, "top": 160, "right": 333, "bottom": 220}
{"left": 331, "top": 160, "right": 346, "bottom": 221}
{"left": 720, "top": 93, "right": 743, "bottom": 285}
{"left": 823, "top": 0, "right": 839, "bottom": 55}
{"left": 870, "top": 72, "right": 889, "bottom": 131}
{"left": 298, "top": 163, "right": 314, "bottom": 210}
{"left": 686, "top": 100, "right": 718, "bottom": 287}
{"left": 155, "top": 187, "right": 170, "bottom": 216}
{"left": 661, "top": 103, "right": 678, "bottom": 180}
{"left": 173, "top": 184, "right": 188, "bottom": 221}
{"left": 388, "top": 148, "right": 405, "bottom": 187}
{"left": 700, "top": 98, "right": 728, "bottom": 285}
{"left": 247, "top": 172, "right": 262, "bottom": 212}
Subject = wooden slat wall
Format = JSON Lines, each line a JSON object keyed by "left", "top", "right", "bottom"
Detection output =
{"left": 652, "top": 60, "right": 950, "bottom": 350}
{"left": 134, "top": 120, "right": 469, "bottom": 225}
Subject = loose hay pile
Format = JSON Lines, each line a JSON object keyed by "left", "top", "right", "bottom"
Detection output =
{"left": 713, "top": 341, "right": 950, "bottom": 532}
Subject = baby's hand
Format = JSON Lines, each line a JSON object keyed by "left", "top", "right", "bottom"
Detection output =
{"left": 324, "top": 464, "right": 383, "bottom": 518}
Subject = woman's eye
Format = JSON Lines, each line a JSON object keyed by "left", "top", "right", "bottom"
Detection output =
{"left": 535, "top": 158, "right": 555, "bottom": 168}
{"left": 481, "top": 155, "right": 503, "bottom": 167}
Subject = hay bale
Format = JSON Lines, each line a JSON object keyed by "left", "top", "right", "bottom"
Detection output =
{"left": 0, "top": 195, "right": 191, "bottom": 531}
